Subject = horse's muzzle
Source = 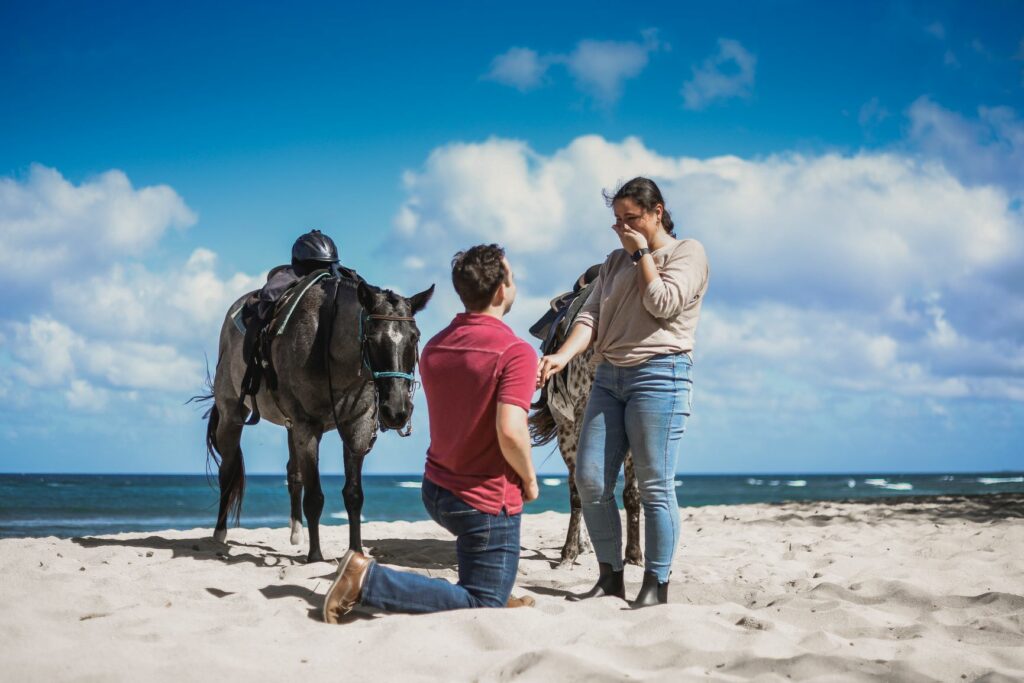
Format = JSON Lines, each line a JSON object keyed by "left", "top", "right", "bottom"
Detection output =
{"left": 378, "top": 403, "right": 412, "bottom": 431}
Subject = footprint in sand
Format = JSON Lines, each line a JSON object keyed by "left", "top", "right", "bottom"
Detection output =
{"left": 735, "top": 615, "right": 771, "bottom": 631}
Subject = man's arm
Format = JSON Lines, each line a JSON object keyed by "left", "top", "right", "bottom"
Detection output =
{"left": 496, "top": 402, "right": 539, "bottom": 502}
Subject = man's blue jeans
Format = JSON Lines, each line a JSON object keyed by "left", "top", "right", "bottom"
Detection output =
{"left": 359, "top": 478, "right": 521, "bottom": 613}
{"left": 576, "top": 353, "right": 693, "bottom": 582}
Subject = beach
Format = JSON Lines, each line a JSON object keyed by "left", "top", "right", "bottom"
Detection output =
{"left": 1, "top": 494, "right": 1021, "bottom": 682}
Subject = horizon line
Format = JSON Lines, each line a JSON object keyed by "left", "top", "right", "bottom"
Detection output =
{"left": 2, "top": 470, "right": 1022, "bottom": 477}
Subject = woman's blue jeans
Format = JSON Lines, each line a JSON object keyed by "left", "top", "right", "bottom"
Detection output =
{"left": 576, "top": 353, "right": 693, "bottom": 582}
{"left": 359, "top": 478, "right": 521, "bottom": 613}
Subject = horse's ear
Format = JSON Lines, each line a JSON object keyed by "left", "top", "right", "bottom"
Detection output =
{"left": 357, "top": 280, "right": 376, "bottom": 310}
{"left": 409, "top": 284, "right": 435, "bottom": 315}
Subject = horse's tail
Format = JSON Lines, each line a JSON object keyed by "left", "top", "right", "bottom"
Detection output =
{"left": 205, "top": 402, "right": 221, "bottom": 473}
{"left": 186, "top": 363, "right": 219, "bottom": 474}
{"left": 188, "top": 358, "right": 245, "bottom": 525}
{"left": 206, "top": 403, "right": 246, "bottom": 526}
{"left": 528, "top": 387, "right": 559, "bottom": 447}
{"left": 187, "top": 357, "right": 220, "bottom": 470}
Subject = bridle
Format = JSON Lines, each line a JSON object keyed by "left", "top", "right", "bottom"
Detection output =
{"left": 358, "top": 311, "right": 418, "bottom": 382}
{"left": 324, "top": 277, "right": 420, "bottom": 442}
{"left": 357, "top": 311, "right": 420, "bottom": 437}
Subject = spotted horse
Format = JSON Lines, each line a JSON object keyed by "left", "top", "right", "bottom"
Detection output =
{"left": 528, "top": 269, "right": 642, "bottom": 568}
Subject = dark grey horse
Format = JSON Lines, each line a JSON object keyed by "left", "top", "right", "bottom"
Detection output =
{"left": 202, "top": 275, "right": 433, "bottom": 563}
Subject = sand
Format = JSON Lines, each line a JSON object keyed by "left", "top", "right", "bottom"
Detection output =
{"left": 1, "top": 493, "right": 1022, "bottom": 682}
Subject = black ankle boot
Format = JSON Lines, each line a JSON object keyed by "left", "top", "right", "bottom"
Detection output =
{"left": 630, "top": 571, "right": 668, "bottom": 609}
{"left": 566, "top": 562, "right": 624, "bottom": 601}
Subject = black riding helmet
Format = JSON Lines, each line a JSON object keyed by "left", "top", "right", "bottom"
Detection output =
{"left": 291, "top": 229, "right": 339, "bottom": 265}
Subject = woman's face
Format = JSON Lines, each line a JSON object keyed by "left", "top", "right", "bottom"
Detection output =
{"left": 613, "top": 197, "right": 663, "bottom": 241}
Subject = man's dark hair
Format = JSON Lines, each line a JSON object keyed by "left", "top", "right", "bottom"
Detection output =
{"left": 451, "top": 244, "right": 508, "bottom": 311}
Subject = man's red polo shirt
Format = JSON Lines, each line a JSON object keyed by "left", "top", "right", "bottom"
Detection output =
{"left": 421, "top": 313, "right": 538, "bottom": 515}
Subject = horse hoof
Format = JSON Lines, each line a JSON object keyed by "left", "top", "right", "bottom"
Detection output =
{"left": 289, "top": 521, "right": 303, "bottom": 545}
{"left": 625, "top": 551, "right": 644, "bottom": 566}
{"left": 306, "top": 551, "right": 326, "bottom": 564}
{"left": 213, "top": 529, "right": 227, "bottom": 544}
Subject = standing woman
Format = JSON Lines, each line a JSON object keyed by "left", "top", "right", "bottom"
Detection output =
{"left": 537, "top": 177, "right": 709, "bottom": 608}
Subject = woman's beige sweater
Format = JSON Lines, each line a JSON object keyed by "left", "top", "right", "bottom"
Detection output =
{"left": 574, "top": 239, "right": 709, "bottom": 367}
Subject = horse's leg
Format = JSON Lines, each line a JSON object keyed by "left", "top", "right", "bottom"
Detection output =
{"left": 212, "top": 406, "right": 245, "bottom": 544}
{"left": 290, "top": 423, "right": 326, "bottom": 563}
{"left": 286, "top": 432, "right": 304, "bottom": 546}
{"left": 342, "top": 445, "right": 366, "bottom": 552}
{"left": 623, "top": 452, "right": 643, "bottom": 566}
{"left": 558, "top": 425, "right": 582, "bottom": 567}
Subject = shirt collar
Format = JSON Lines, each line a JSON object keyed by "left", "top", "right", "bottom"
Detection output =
{"left": 453, "top": 312, "right": 509, "bottom": 329}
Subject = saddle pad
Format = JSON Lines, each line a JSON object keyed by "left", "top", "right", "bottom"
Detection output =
{"left": 559, "top": 281, "right": 594, "bottom": 339}
{"left": 529, "top": 263, "right": 601, "bottom": 346}
{"left": 270, "top": 266, "right": 364, "bottom": 337}
{"left": 230, "top": 302, "right": 248, "bottom": 335}
{"left": 272, "top": 270, "right": 331, "bottom": 337}
{"left": 548, "top": 373, "right": 577, "bottom": 425}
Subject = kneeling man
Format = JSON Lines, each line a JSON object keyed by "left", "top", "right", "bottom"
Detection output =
{"left": 323, "top": 244, "right": 539, "bottom": 622}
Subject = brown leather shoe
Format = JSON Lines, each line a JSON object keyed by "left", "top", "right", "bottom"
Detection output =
{"left": 506, "top": 594, "right": 536, "bottom": 608}
{"left": 322, "top": 549, "right": 373, "bottom": 624}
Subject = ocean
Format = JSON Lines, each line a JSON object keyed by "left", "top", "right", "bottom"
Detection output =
{"left": 1, "top": 472, "right": 1022, "bottom": 539}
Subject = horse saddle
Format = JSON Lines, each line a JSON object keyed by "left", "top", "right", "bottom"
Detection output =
{"left": 236, "top": 264, "right": 363, "bottom": 424}
{"left": 529, "top": 264, "right": 601, "bottom": 427}
{"left": 529, "top": 263, "right": 601, "bottom": 357}
{"left": 232, "top": 264, "right": 362, "bottom": 336}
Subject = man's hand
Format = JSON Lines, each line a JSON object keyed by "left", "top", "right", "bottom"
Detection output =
{"left": 521, "top": 476, "right": 540, "bottom": 503}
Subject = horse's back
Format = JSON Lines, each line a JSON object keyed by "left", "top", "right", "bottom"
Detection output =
{"left": 211, "top": 291, "right": 256, "bottom": 415}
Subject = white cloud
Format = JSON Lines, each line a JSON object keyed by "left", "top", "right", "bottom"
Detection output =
{"left": 858, "top": 97, "right": 890, "bottom": 128}
{"left": 970, "top": 39, "right": 995, "bottom": 60}
{"left": 682, "top": 38, "right": 757, "bottom": 110}
{"left": 906, "top": 96, "right": 1024, "bottom": 193}
{"left": 485, "top": 30, "right": 664, "bottom": 105}
{"left": 925, "top": 22, "right": 946, "bottom": 40}
{"left": 0, "top": 164, "right": 196, "bottom": 285}
{"left": 560, "top": 30, "right": 663, "bottom": 105}
{"left": 65, "top": 379, "right": 110, "bottom": 412}
{"left": 9, "top": 316, "right": 79, "bottom": 386}
{"left": 387, "top": 127, "right": 1024, "bottom": 406}
{"left": 0, "top": 165, "right": 262, "bottom": 414}
{"left": 697, "top": 302, "right": 1024, "bottom": 403}
{"left": 395, "top": 135, "right": 1019, "bottom": 307}
{"left": 7, "top": 316, "right": 203, "bottom": 393}
{"left": 50, "top": 248, "right": 263, "bottom": 344}
{"left": 395, "top": 137, "right": 569, "bottom": 252}
{"left": 670, "top": 152, "right": 1018, "bottom": 307}
{"left": 27, "top": 248, "right": 261, "bottom": 396}
{"left": 484, "top": 47, "right": 549, "bottom": 91}
{"left": 81, "top": 339, "right": 201, "bottom": 391}
{"left": 403, "top": 256, "right": 426, "bottom": 269}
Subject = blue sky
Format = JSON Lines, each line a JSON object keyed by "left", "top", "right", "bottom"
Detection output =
{"left": 1, "top": 0, "right": 1022, "bottom": 475}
